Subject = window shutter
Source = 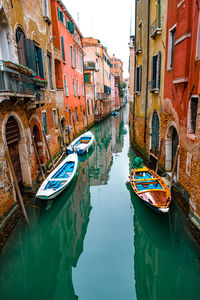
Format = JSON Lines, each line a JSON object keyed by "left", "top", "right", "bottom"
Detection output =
{"left": 37, "top": 48, "right": 46, "bottom": 79}
{"left": 152, "top": 55, "right": 157, "bottom": 89}
{"left": 157, "top": 51, "right": 161, "bottom": 89}
{"left": 57, "top": 7, "right": 60, "bottom": 20}
{"left": 139, "top": 66, "right": 142, "bottom": 92}
{"left": 60, "top": 36, "right": 65, "bottom": 61}
{"left": 84, "top": 74, "right": 89, "bottom": 83}
{"left": 25, "top": 39, "right": 37, "bottom": 74}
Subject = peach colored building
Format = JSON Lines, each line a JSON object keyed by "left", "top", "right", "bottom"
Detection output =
{"left": 83, "top": 37, "right": 112, "bottom": 122}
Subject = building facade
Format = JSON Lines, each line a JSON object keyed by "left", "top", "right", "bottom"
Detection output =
{"left": 161, "top": 0, "right": 200, "bottom": 230}
{"left": 51, "top": 0, "right": 86, "bottom": 141}
{"left": 0, "top": 0, "right": 62, "bottom": 216}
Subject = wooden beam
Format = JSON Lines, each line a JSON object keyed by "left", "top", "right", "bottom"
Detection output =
{"left": 5, "top": 150, "right": 29, "bottom": 225}
{"left": 42, "top": 130, "right": 55, "bottom": 169}
{"left": 155, "top": 139, "right": 163, "bottom": 173}
{"left": 169, "top": 145, "right": 180, "bottom": 190}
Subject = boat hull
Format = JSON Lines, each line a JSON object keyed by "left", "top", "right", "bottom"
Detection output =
{"left": 130, "top": 166, "right": 171, "bottom": 214}
{"left": 67, "top": 131, "right": 94, "bottom": 155}
{"left": 36, "top": 153, "right": 78, "bottom": 200}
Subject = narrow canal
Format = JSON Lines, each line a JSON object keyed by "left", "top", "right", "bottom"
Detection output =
{"left": 0, "top": 106, "right": 200, "bottom": 300}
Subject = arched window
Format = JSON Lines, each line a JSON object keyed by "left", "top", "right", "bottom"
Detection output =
{"left": 16, "top": 27, "right": 27, "bottom": 66}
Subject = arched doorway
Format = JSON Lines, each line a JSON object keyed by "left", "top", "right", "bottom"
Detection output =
{"left": 150, "top": 111, "right": 160, "bottom": 157}
{"left": 6, "top": 116, "right": 22, "bottom": 183}
{"left": 165, "top": 125, "right": 179, "bottom": 172}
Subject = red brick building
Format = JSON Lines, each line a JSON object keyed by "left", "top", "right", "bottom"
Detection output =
{"left": 51, "top": 0, "right": 86, "bottom": 140}
{"left": 161, "top": 0, "right": 200, "bottom": 230}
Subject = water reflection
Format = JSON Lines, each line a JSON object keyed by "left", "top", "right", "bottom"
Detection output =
{"left": 127, "top": 183, "right": 200, "bottom": 300}
{"left": 0, "top": 159, "right": 91, "bottom": 300}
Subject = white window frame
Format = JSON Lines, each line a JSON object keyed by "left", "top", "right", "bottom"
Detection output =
{"left": 167, "top": 24, "right": 176, "bottom": 70}
{"left": 64, "top": 75, "right": 69, "bottom": 96}
{"left": 196, "top": 12, "right": 200, "bottom": 60}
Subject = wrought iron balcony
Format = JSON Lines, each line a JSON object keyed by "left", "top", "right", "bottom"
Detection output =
{"left": 0, "top": 60, "right": 46, "bottom": 99}
{"left": 150, "top": 18, "right": 162, "bottom": 38}
{"left": 84, "top": 61, "right": 97, "bottom": 70}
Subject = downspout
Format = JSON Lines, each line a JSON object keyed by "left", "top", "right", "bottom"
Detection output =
{"left": 133, "top": 0, "right": 137, "bottom": 120}
{"left": 144, "top": 0, "right": 150, "bottom": 145}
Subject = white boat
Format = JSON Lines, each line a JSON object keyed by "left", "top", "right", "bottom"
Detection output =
{"left": 36, "top": 153, "right": 78, "bottom": 200}
{"left": 67, "top": 131, "right": 95, "bottom": 155}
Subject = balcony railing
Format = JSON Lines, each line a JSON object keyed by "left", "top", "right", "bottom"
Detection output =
{"left": 0, "top": 60, "right": 46, "bottom": 97}
{"left": 84, "top": 61, "right": 97, "bottom": 70}
{"left": 150, "top": 18, "right": 162, "bottom": 38}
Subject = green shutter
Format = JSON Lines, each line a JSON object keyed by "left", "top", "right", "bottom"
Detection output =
{"left": 57, "top": 7, "right": 60, "bottom": 20}
{"left": 42, "top": 112, "right": 48, "bottom": 135}
{"left": 25, "top": 39, "right": 37, "bottom": 75}
{"left": 69, "top": 22, "right": 74, "bottom": 34}
{"left": 84, "top": 74, "right": 89, "bottom": 83}
{"left": 37, "top": 47, "right": 46, "bottom": 79}
{"left": 60, "top": 36, "right": 65, "bottom": 61}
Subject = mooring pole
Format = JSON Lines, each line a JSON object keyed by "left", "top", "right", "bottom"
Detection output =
{"left": 155, "top": 139, "right": 163, "bottom": 173}
{"left": 5, "top": 150, "right": 29, "bottom": 225}
{"left": 42, "top": 130, "right": 55, "bottom": 169}
{"left": 32, "top": 137, "right": 45, "bottom": 180}
{"left": 169, "top": 145, "right": 180, "bottom": 190}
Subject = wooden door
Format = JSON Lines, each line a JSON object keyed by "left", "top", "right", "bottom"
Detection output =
{"left": 6, "top": 117, "right": 22, "bottom": 183}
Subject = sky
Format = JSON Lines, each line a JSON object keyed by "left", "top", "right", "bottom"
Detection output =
{"left": 63, "top": 0, "right": 135, "bottom": 79}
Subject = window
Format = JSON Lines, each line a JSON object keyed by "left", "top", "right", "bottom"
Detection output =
{"left": 16, "top": 27, "right": 27, "bottom": 66}
{"left": 73, "top": 79, "right": 76, "bottom": 95}
{"left": 84, "top": 73, "right": 90, "bottom": 83}
{"left": 34, "top": 45, "right": 46, "bottom": 78}
{"left": 47, "top": 54, "right": 53, "bottom": 90}
{"left": 70, "top": 46, "right": 74, "bottom": 67}
{"left": 196, "top": 13, "right": 200, "bottom": 59}
{"left": 136, "top": 65, "right": 142, "bottom": 93}
{"left": 69, "top": 108, "right": 72, "bottom": 123}
{"left": 87, "top": 99, "right": 90, "bottom": 115}
{"left": 188, "top": 97, "right": 198, "bottom": 134}
{"left": 43, "top": 0, "right": 48, "bottom": 17}
{"left": 57, "top": 7, "right": 64, "bottom": 23}
{"left": 156, "top": 0, "right": 161, "bottom": 27}
{"left": 80, "top": 54, "right": 83, "bottom": 72}
{"left": 53, "top": 109, "right": 58, "bottom": 130}
{"left": 151, "top": 52, "right": 161, "bottom": 91}
{"left": 114, "top": 63, "right": 118, "bottom": 68}
{"left": 138, "top": 22, "right": 142, "bottom": 49}
{"left": 77, "top": 80, "right": 79, "bottom": 96}
{"left": 82, "top": 83, "right": 84, "bottom": 96}
{"left": 64, "top": 75, "right": 69, "bottom": 96}
{"left": 186, "top": 152, "right": 192, "bottom": 176}
{"left": 168, "top": 26, "right": 176, "bottom": 69}
{"left": 76, "top": 107, "right": 79, "bottom": 122}
{"left": 74, "top": 48, "right": 77, "bottom": 68}
{"left": 42, "top": 111, "right": 48, "bottom": 135}
{"left": 60, "top": 36, "right": 65, "bottom": 61}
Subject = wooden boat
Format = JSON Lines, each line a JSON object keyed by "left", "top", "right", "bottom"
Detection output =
{"left": 111, "top": 111, "right": 118, "bottom": 117}
{"left": 67, "top": 131, "right": 94, "bottom": 155}
{"left": 130, "top": 166, "right": 171, "bottom": 213}
{"left": 36, "top": 153, "right": 78, "bottom": 200}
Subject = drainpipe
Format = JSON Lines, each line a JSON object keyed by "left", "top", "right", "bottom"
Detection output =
{"left": 144, "top": 0, "right": 150, "bottom": 145}
{"left": 133, "top": 0, "right": 137, "bottom": 121}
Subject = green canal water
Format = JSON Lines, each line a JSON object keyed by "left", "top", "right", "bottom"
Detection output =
{"left": 0, "top": 106, "right": 200, "bottom": 300}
